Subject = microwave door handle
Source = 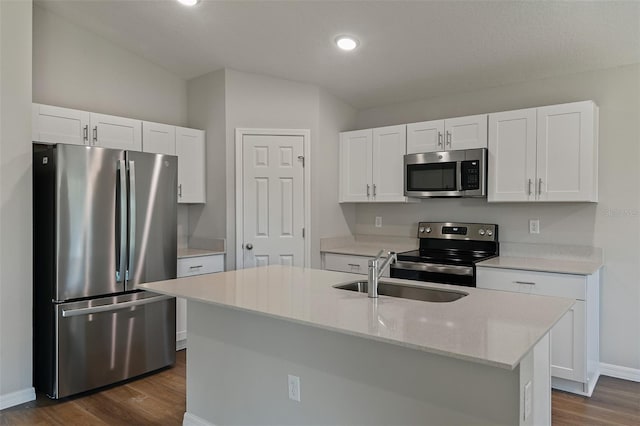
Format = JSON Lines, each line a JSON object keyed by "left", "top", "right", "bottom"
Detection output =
{"left": 456, "top": 161, "right": 463, "bottom": 193}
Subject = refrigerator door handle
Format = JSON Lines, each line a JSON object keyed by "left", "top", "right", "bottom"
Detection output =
{"left": 127, "top": 160, "right": 136, "bottom": 281}
{"left": 116, "top": 160, "right": 128, "bottom": 283}
{"left": 61, "top": 295, "right": 173, "bottom": 318}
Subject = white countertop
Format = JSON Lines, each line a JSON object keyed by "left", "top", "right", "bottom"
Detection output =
{"left": 140, "top": 265, "right": 572, "bottom": 370}
{"left": 177, "top": 248, "right": 225, "bottom": 259}
{"left": 477, "top": 256, "right": 602, "bottom": 275}
{"left": 320, "top": 235, "right": 418, "bottom": 257}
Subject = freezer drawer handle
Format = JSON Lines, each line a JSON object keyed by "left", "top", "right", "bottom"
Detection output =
{"left": 61, "top": 295, "right": 173, "bottom": 318}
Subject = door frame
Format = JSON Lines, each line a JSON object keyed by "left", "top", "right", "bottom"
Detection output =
{"left": 235, "top": 128, "right": 311, "bottom": 269}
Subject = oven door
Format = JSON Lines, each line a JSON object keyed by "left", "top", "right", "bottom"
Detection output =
{"left": 390, "top": 261, "right": 475, "bottom": 287}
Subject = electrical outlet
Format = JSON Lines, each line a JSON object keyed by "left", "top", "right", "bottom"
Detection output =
{"left": 529, "top": 219, "right": 540, "bottom": 234}
{"left": 288, "top": 374, "right": 300, "bottom": 402}
{"left": 524, "top": 381, "right": 532, "bottom": 421}
{"left": 375, "top": 216, "right": 382, "bottom": 228}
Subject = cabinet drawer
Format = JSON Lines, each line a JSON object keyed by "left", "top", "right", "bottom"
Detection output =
{"left": 177, "top": 254, "right": 224, "bottom": 278}
{"left": 476, "top": 267, "right": 586, "bottom": 300}
{"left": 323, "top": 253, "right": 390, "bottom": 277}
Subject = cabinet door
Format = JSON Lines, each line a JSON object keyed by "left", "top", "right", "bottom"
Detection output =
{"left": 32, "top": 103, "right": 90, "bottom": 145}
{"left": 550, "top": 301, "right": 586, "bottom": 382}
{"left": 175, "top": 127, "right": 206, "bottom": 204}
{"left": 445, "top": 114, "right": 488, "bottom": 150}
{"left": 339, "top": 130, "right": 372, "bottom": 202}
{"left": 488, "top": 109, "right": 537, "bottom": 202}
{"left": 372, "top": 125, "right": 407, "bottom": 202}
{"left": 536, "top": 101, "right": 597, "bottom": 202}
{"left": 406, "top": 120, "right": 444, "bottom": 154}
{"left": 90, "top": 113, "right": 142, "bottom": 151}
{"left": 142, "top": 121, "right": 176, "bottom": 155}
{"left": 176, "top": 254, "right": 225, "bottom": 348}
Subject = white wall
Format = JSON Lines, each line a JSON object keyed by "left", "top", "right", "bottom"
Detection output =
{"left": 186, "top": 69, "right": 227, "bottom": 247}
{"left": 354, "top": 64, "right": 640, "bottom": 371}
{"left": 32, "top": 5, "right": 187, "bottom": 126}
{"left": 0, "top": 0, "right": 34, "bottom": 408}
{"left": 317, "top": 89, "right": 357, "bottom": 240}
{"left": 224, "top": 69, "right": 320, "bottom": 270}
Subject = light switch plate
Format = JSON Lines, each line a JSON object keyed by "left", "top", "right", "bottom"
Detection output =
{"left": 375, "top": 216, "right": 382, "bottom": 228}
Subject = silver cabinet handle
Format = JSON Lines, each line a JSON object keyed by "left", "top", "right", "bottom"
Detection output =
{"left": 178, "top": 183, "right": 182, "bottom": 198}
{"left": 245, "top": 243, "right": 253, "bottom": 250}
{"left": 83, "top": 125, "right": 89, "bottom": 142}
{"left": 189, "top": 265, "right": 203, "bottom": 269}
{"left": 438, "top": 132, "right": 443, "bottom": 147}
{"left": 515, "top": 281, "right": 536, "bottom": 285}
{"left": 92, "top": 126, "right": 98, "bottom": 144}
{"left": 538, "top": 178, "right": 543, "bottom": 196}
{"left": 446, "top": 131, "right": 452, "bottom": 146}
{"left": 347, "top": 263, "right": 360, "bottom": 268}
{"left": 366, "top": 184, "right": 370, "bottom": 197}
{"left": 127, "top": 161, "right": 136, "bottom": 281}
{"left": 373, "top": 184, "right": 377, "bottom": 197}
{"left": 528, "top": 179, "right": 532, "bottom": 196}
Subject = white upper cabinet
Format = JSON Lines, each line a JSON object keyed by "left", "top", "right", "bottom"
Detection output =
{"left": 489, "top": 101, "right": 598, "bottom": 203}
{"left": 488, "top": 108, "right": 537, "bottom": 202}
{"left": 406, "top": 120, "right": 444, "bottom": 154}
{"left": 407, "top": 114, "right": 487, "bottom": 154}
{"left": 142, "top": 121, "right": 176, "bottom": 155}
{"left": 372, "top": 125, "right": 407, "bottom": 202}
{"left": 340, "top": 125, "right": 407, "bottom": 203}
{"left": 536, "top": 102, "right": 598, "bottom": 202}
{"left": 32, "top": 103, "right": 91, "bottom": 146}
{"left": 90, "top": 113, "right": 142, "bottom": 151}
{"left": 175, "top": 126, "right": 206, "bottom": 204}
{"left": 339, "top": 129, "right": 373, "bottom": 202}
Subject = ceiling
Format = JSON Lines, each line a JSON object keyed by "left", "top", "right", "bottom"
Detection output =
{"left": 36, "top": 0, "right": 640, "bottom": 109}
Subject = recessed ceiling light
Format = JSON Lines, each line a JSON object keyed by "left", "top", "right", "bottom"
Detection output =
{"left": 335, "top": 36, "right": 359, "bottom": 51}
{"left": 177, "top": 0, "right": 199, "bottom": 6}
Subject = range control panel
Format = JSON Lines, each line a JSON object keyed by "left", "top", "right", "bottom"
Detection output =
{"left": 417, "top": 222, "right": 498, "bottom": 242}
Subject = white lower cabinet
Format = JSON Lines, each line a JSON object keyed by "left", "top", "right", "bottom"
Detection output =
{"left": 176, "top": 254, "right": 224, "bottom": 349}
{"left": 477, "top": 267, "right": 600, "bottom": 396}
{"left": 321, "top": 253, "right": 389, "bottom": 278}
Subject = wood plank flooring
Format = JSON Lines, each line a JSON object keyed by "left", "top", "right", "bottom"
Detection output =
{"left": 2, "top": 351, "right": 638, "bottom": 425}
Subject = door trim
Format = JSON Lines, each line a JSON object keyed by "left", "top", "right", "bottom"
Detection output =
{"left": 235, "top": 128, "right": 311, "bottom": 269}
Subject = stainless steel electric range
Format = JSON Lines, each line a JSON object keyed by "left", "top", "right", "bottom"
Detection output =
{"left": 390, "top": 222, "right": 499, "bottom": 287}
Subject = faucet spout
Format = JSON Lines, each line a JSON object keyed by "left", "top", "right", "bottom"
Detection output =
{"left": 368, "top": 251, "right": 397, "bottom": 298}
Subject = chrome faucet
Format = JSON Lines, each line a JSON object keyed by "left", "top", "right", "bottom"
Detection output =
{"left": 368, "top": 250, "right": 397, "bottom": 298}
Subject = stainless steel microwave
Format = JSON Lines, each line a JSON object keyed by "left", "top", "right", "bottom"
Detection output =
{"left": 404, "top": 148, "right": 487, "bottom": 198}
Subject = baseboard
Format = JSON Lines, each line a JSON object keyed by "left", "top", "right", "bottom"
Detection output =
{"left": 600, "top": 362, "right": 640, "bottom": 382}
{"left": 183, "top": 411, "right": 215, "bottom": 426}
{"left": 0, "top": 387, "right": 36, "bottom": 410}
{"left": 177, "top": 338, "right": 187, "bottom": 351}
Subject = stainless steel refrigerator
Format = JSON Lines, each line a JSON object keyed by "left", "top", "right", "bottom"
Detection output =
{"left": 33, "top": 143, "right": 177, "bottom": 399}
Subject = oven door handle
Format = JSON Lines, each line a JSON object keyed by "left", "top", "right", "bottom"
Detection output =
{"left": 391, "top": 261, "right": 474, "bottom": 276}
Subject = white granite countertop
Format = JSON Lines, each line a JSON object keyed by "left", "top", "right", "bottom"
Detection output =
{"left": 477, "top": 256, "right": 602, "bottom": 275}
{"left": 177, "top": 248, "right": 225, "bottom": 259}
{"left": 320, "top": 235, "right": 418, "bottom": 257}
{"left": 140, "top": 265, "right": 572, "bottom": 370}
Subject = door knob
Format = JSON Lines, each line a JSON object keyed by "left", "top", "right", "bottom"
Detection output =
{"left": 245, "top": 243, "right": 253, "bottom": 250}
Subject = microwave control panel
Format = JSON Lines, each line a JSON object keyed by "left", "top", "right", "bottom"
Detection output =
{"left": 460, "top": 160, "right": 480, "bottom": 191}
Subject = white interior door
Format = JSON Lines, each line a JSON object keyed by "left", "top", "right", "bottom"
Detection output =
{"left": 241, "top": 134, "right": 305, "bottom": 268}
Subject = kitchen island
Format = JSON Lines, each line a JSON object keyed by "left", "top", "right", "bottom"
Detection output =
{"left": 139, "top": 265, "right": 573, "bottom": 426}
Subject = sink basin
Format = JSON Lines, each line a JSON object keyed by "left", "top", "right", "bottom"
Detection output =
{"left": 333, "top": 280, "right": 467, "bottom": 303}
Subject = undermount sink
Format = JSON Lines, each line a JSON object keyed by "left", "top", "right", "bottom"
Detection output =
{"left": 333, "top": 280, "right": 468, "bottom": 303}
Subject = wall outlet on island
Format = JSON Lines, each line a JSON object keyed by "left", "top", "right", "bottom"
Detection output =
{"left": 529, "top": 219, "right": 540, "bottom": 234}
{"left": 288, "top": 374, "right": 301, "bottom": 402}
{"left": 375, "top": 216, "right": 382, "bottom": 228}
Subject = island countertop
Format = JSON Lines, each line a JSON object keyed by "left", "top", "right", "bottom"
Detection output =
{"left": 139, "top": 265, "right": 572, "bottom": 370}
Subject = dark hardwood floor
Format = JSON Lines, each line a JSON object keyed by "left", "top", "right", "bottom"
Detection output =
{"left": 1, "top": 351, "right": 638, "bottom": 425}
